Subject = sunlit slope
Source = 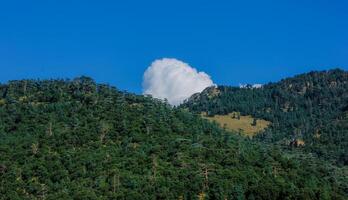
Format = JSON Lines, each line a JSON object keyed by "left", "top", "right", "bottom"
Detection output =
{"left": 201, "top": 112, "right": 270, "bottom": 137}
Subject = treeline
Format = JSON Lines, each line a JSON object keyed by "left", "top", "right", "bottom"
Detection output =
{"left": 0, "top": 77, "right": 347, "bottom": 199}
{"left": 182, "top": 69, "right": 348, "bottom": 166}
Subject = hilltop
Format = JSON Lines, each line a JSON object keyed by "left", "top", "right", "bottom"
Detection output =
{"left": 182, "top": 69, "right": 348, "bottom": 166}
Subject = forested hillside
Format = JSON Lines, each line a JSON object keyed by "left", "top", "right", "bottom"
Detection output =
{"left": 182, "top": 69, "right": 348, "bottom": 166}
{"left": 0, "top": 77, "right": 347, "bottom": 199}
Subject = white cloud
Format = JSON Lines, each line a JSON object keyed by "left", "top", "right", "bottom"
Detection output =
{"left": 252, "top": 84, "right": 263, "bottom": 88}
{"left": 142, "top": 58, "right": 215, "bottom": 105}
{"left": 239, "top": 83, "right": 263, "bottom": 89}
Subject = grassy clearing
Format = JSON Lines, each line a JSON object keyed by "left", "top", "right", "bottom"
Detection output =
{"left": 201, "top": 112, "right": 271, "bottom": 137}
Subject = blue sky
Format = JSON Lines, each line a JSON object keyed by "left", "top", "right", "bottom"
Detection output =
{"left": 1, "top": 0, "right": 347, "bottom": 93}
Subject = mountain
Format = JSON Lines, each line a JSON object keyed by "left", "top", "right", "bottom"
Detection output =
{"left": 182, "top": 69, "right": 348, "bottom": 166}
{"left": 0, "top": 76, "right": 346, "bottom": 199}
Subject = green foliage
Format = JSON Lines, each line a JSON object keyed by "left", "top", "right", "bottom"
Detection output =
{"left": 0, "top": 76, "right": 347, "bottom": 199}
{"left": 183, "top": 69, "right": 348, "bottom": 166}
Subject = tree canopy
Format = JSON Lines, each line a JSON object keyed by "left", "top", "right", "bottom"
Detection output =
{"left": 0, "top": 76, "right": 347, "bottom": 199}
{"left": 182, "top": 69, "right": 348, "bottom": 166}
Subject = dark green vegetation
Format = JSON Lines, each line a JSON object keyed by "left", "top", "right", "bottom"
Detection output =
{"left": 0, "top": 76, "right": 347, "bottom": 199}
{"left": 183, "top": 69, "right": 348, "bottom": 167}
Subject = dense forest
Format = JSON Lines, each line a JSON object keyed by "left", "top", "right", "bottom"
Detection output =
{"left": 0, "top": 76, "right": 347, "bottom": 199}
{"left": 182, "top": 69, "right": 348, "bottom": 167}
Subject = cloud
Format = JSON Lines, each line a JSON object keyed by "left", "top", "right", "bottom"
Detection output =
{"left": 252, "top": 84, "right": 263, "bottom": 88}
{"left": 142, "top": 58, "right": 215, "bottom": 105}
{"left": 239, "top": 83, "right": 263, "bottom": 89}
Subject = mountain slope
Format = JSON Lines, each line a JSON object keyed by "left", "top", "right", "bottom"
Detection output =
{"left": 0, "top": 77, "right": 347, "bottom": 199}
{"left": 182, "top": 69, "right": 348, "bottom": 166}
